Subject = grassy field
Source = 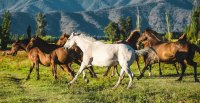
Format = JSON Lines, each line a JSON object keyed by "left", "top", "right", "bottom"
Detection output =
{"left": 0, "top": 51, "right": 200, "bottom": 103}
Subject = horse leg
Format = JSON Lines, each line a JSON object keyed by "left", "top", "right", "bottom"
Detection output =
{"left": 82, "top": 70, "right": 89, "bottom": 83}
{"left": 103, "top": 67, "right": 111, "bottom": 77}
{"left": 177, "top": 61, "right": 186, "bottom": 81}
{"left": 158, "top": 62, "right": 162, "bottom": 76}
{"left": 186, "top": 59, "right": 199, "bottom": 82}
{"left": 113, "top": 69, "right": 125, "bottom": 89}
{"left": 26, "top": 63, "right": 35, "bottom": 80}
{"left": 174, "top": 63, "right": 179, "bottom": 75}
{"left": 137, "top": 58, "right": 151, "bottom": 80}
{"left": 148, "top": 65, "right": 152, "bottom": 77}
{"left": 124, "top": 68, "right": 134, "bottom": 89}
{"left": 136, "top": 57, "right": 141, "bottom": 75}
{"left": 36, "top": 62, "right": 40, "bottom": 80}
{"left": 61, "top": 64, "right": 75, "bottom": 79}
{"left": 68, "top": 63, "right": 87, "bottom": 85}
{"left": 88, "top": 66, "right": 97, "bottom": 78}
{"left": 112, "top": 65, "right": 119, "bottom": 77}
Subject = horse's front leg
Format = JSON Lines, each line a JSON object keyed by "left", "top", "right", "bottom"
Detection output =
{"left": 26, "top": 62, "right": 35, "bottom": 80}
{"left": 68, "top": 63, "right": 87, "bottom": 84}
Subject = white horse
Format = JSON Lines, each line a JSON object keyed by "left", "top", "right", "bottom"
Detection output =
{"left": 64, "top": 32, "right": 144, "bottom": 88}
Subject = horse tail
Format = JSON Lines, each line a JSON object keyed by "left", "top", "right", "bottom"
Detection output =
{"left": 135, "top": 48, "right": 151, "bottom": 56}
{"left": 192, "top": 44, "right": 200, "bottom": 53}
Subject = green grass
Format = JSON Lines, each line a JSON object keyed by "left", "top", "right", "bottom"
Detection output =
{"left": 0, "top": 51, "right": 200, "bottom": 103}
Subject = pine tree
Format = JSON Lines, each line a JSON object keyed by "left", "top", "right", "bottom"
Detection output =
{"left": 104, "top": 21, "right": 119, "bottom": 43}
{"left": 126, "top": 16, "right": 133, "bottom": 37}
{"left": 27, "top": 25, "right": 31, "bottom": 39}
{"left": 0, "top": 11, "right": 11, "bottom": 50}
{"left": 36, "top": 13, "right": 47, "bottom": 37}
{"left": 184, "top": 6, "right": 200, "bottom": 43}
{"left": 119, "top": 17, "right": 126, "bottom": 40}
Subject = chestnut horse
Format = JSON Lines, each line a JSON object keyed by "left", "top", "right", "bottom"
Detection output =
{"left": 137, "top": 31, "right": 200, "bottom": 82}
{"left": 26, "top": 36, "right": 96, "bottom": 82}
{"left": 56, "top": 33, "right": 97, "bottom": 78}
{"left": 137, "top": 29, "right": 180, "bottom": 76}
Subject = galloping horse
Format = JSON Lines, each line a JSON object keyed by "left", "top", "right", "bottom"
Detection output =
{"left": 137, "top": 32, "right": 200, "bottom": 82}
{"left": 26, "top": 36, "right": 97, "bottom": 82}
{"left": 104, "top": 30, "right": 142, "bottom": 76}
{"left": 56, "top": 33, "right": 97, "bottom": 78}
{"left": 64, "top": 32, "right": 148, "bottom": 88}
{"left": 137, "top": 29, "right": 180, "bottom": 76}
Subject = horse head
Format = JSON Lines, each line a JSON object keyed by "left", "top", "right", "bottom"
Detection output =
{"left": 56, "top": 33, "right": 70, "bottom": 46}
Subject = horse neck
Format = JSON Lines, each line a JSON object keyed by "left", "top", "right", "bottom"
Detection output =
{"left": 37, "top": 48, "right": 50, "bottom": 62}
{"left": 36, "top": 40, "right": 59, "bottom": 53}
{"left": 147, "top": 33, "right": 162, "bottom": 45}
{"left": 75, "top": 37, "right": 94, "bottom": 53}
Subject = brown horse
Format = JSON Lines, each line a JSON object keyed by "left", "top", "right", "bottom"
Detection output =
{"left": 26, "top": 36, "right": 97, "bottom": 82}
{"left": 137, "top": 32, "right": 200, "bottom": 82}
{"left": 11, "top": 38, "right": 76, "bottom": 80}
{"left": 137, "top": 29, "right": 180, "bottom": 76}
{"left": 11, "top": 39, "right": 52, "bottom": 80}
{"left": 56, "top": 33, "right": 97, "bottom": 78}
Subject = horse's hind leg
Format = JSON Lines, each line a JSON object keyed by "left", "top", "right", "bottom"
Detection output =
{"left": 136, "top": 57, "right": 141, "bottom": 75}
{"left": 111, "top": 65, "right": 119, "bottom": 77}
{"left": 26, "top": 63, "right": 35, "bottom": 80}
{"left": 177, "top": 61, "right": 186, "bottom": 81}
{"left": 88, "top": 66, "right": 97, "bottom": 78}
{"left": 186, "top": 59, "right": 199, "bottom": 82}
{"left": 113, "top": 69, "right": 125, "bottom": 89}
{"left": 137, "top": 58, "right": 151, "bottom": 80}
{"left": 148, "top": 65, "right": 152, "bottom": 77}
{"left": 158, "top": 62, "right": 162, "bottom": 76}
{"left": 103, "top": 67, "right": 111, "bottom": 77}
{"left": 61, "top": 64, "right": 75, "bottom": 79}
{"left": 124, "top": 68, "right": 134, "bottom": 89}
{"left": 174, "top": 63, "right": 179, "bottom": 75}
{"left": 36, "top": 62, "right": 40, "bottom": 80}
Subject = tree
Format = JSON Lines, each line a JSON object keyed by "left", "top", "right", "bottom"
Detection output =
{"left": 36, "top": 13, "right": 47, "bottom": 37}
{"left": 104, "top": 21, "right": 119, "bottom": 43}
{"left": 165, "top": 12, "right": 172, "bottom": 41}
{"left": 126, "top": 16, "right": 133, "bottom": 37}
{"left": 118, "top": 16, "right": 133, "bottom": 40}
{"left": 184, "top": 6, "right": 200, "bottom": 43}
{"left": 119, "top": 17, "right": 126, "bottom": 40}
{"left": 27, "top": 25, "right": 31, "bottom": 39}
{"left": 0, "top": 11, "right": 11, "bottom": 50}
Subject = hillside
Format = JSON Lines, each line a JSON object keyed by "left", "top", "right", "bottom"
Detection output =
{"left": 0, "top": 0, "right": 199, "bottom": 36}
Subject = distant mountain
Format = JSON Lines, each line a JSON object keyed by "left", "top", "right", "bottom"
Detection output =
{"left": 0, "top": 0, "right": 199, "bottom": 37}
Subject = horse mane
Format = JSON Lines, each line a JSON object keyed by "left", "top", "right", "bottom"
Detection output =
{"left": 35, "top": 37, "right": 49, "bottom": 45}
{"left": 126, "top": 30, "right": 140, "bottom": 42}
{"left": 78, "top": 33, "right": 97, "bottom": 42}
{"left": 178, "top": 34, "right": 187, "bottom": 41}
{"left": 144, "top": 28, "right": 161, "bottom": 42}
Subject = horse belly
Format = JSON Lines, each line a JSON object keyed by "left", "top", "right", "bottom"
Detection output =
{"left": 91, "top": 58, "right": 118, "bottom": 67}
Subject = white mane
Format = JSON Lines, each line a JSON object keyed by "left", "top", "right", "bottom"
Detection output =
{"left": 77, "top": 33, "right": 97, "bottom": 42}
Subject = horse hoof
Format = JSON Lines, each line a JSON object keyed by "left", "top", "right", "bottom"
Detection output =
{"left": 137, "top": 77, "right": 140, "bottom": 80}
{"left": 26, "top": 77, "right": 30, "bottom": 80}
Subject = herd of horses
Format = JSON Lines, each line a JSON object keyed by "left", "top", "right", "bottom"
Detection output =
{"left": 2, "top": 28, "right": 200, "bottom": 89}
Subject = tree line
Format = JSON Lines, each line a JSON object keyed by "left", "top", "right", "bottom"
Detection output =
{"left": 0, "top": 6, "right": 199, "bottom": 49}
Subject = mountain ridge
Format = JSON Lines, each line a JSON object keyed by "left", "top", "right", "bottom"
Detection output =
{"left": 0, "top": 0, "right": 199, "bottom": 36}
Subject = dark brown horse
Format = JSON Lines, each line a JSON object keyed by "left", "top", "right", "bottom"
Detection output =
{"left": 137, "top": 31, "right": 200, "bottom": 82}
{"left": 137, "top": 29, "right": 180, "bottom": 76}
